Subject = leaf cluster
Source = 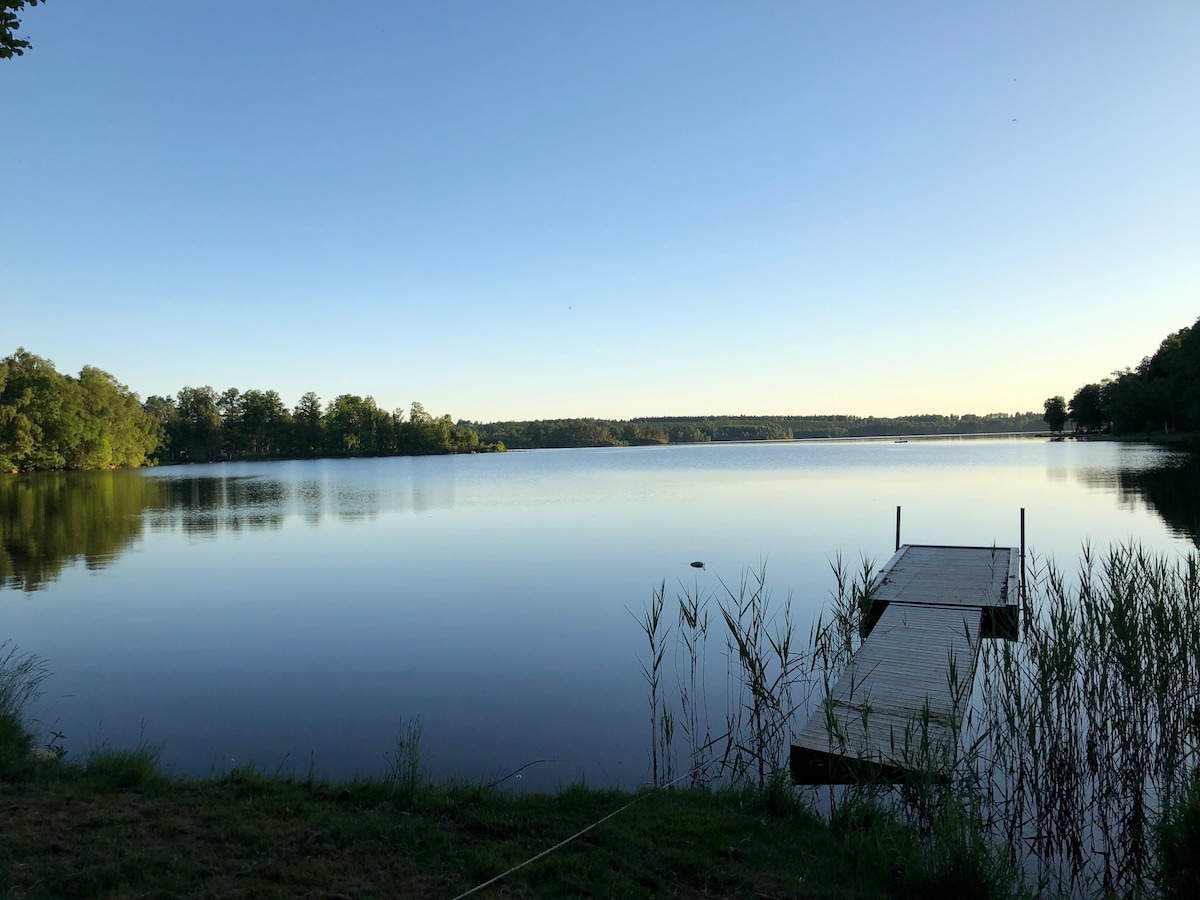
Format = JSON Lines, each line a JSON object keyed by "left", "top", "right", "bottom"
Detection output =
{"left": 1, "top": 0, "right": 42, "bottom": 60}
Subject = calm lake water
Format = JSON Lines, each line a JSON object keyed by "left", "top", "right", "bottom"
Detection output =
{"left": 2, "top": 438, "right": 1198, "bottom": 791}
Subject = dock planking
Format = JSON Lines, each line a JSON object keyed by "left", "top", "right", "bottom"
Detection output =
{"left": 791, "top": 544, "right": 1019, "bottom": 784}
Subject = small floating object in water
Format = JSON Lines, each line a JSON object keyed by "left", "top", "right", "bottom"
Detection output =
{"left": 690, "top": 561, "right": 706, "bottom": 569}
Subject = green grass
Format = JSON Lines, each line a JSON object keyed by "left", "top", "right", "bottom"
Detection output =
{"left": 81, "top": 740, "right": 165, "bottom": 793}
{"left": 0, "top": 643, "right": 46, "bottom": 780}
{"left": 0, "top": 750, "right": 1030, "bottom": 899}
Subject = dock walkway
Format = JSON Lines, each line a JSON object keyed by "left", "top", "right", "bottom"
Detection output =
{"left": 791, "top": 544, "right": 1019, "bottom": 783}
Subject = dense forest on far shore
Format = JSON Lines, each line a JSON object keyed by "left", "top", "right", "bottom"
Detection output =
{"left": 5, "top": 312, "right": 1198, "bottom": 473}
{"left": 1045, "top": 314, "right": 1200, "bottom": 435}
{"left": 466, "top": 411, "right": 1047, "bottom": 449}
{"left": 1, "top": 347, "right": 1050, "bottom": 473}
{"left": 147, "top": 387, "right": 489, "bottom": 463}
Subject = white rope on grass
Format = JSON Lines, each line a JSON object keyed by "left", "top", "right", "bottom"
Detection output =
{"left": 448, "top": 752, "right": 729, "bottom": 900}
{"left": 449, "top": 791, "right": 645, "bottom": 900}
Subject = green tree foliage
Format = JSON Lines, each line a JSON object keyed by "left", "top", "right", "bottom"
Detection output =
{"left": 0, "top": 0, "right": 42, "bottom": 60}
{"left": 144, "top": 395, "right": 180, "bottom": 459}
{"left": 145, "top": 385, "right": 485, "bottom": 463}
{"left": 0, "top": 349, "right": 69, "bottom": 471}
{"left": 217, "top": 388, "right": 291, "bottom": 457}
{"left": 399, "top": 402, "right": 451, "bottom": 454}
{"left": 1069, "top": 384, "right": 1106, "bottom": 432}
{"left": 0, "top": 350, "right": 159, "bottom": 473}
{"left": 70, "top": 366, "right": 163, "bottom": 469}
{"left": 1062, "top": 316, "right": 1200, "bottom": 436}
{"left": 291, "top": 392, "right": 324, "bottom": 457}
{"left": 325, "top": 394, "right": 393, "bottom": 456}
{"left": 1043, "top": 396, "right": 1068, "bottom": 433}
{"left": 173, "top": 387, "right": 222, "bottom": 462}
{"left": 469, "top": 412, "right": 1047, "bottom": 449}
{"left": 668, "top": 423, "right": 710, "bottom": 444}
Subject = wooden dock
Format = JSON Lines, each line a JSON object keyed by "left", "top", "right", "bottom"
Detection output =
{"left": 791, "top": 544, "right": 1019, "bottom": 783}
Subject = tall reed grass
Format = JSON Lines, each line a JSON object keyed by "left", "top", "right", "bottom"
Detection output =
{"left": 633, "top": 557, "right": 876, "bottom": 791}
{"left": 973, "top": 543, "right": 1200, "bottom": 895}
{"left": 0, "top": 641, "right": 48, "bottom": 774}
{"left": 637, "top": 542, "right": 1200, "bottom": 896}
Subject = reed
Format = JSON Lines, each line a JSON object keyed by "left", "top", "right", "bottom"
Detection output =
{"left": 641, "top": 541, "right": 1200, "bottom": 895}
{"left": 384, "top": 713, "right": 427, "bottom": 803}
{"left": 972, "top": 543, "right": 1200, "bottom": 895}
{"left": 675, "top": 576, "right": 713, "bottom": 786}
{"left": 0, "top": 642, "right": 48, "bottom": 775}
{"left": 631, "top": 582, "right": 670, "bottom": 786}
{"left": 636, "top": 557, "right": 877, "bottom": 790}
{"left": 714, "top": 562, "right": 803, "bottom": 788}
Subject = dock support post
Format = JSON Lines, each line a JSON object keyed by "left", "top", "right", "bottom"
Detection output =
{"left": 895, "top": 506, "right": 901, "bottom": 551}
{"left": 1020, "top": 507, "right": 1026, "bottom": 600}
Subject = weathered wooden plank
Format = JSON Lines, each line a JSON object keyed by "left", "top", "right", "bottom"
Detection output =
{"left": 863, "top": 545, "right": 1018, "bottom": 634}
{"left": 792, "top": 604, "right": 982, "bottom": 782}
{"left": 874, "top": 545, "right": 1014, "bottom": 608}
{"left": 791, "top": 543, "right": 1019, "bottom": 784}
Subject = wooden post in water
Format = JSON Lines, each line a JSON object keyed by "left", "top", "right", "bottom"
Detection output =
{"left": 895, "top": 506, "right": 901, "bottom": 551}
{"left": 1019, "top": 508, "right": 1026, "bottom": 600}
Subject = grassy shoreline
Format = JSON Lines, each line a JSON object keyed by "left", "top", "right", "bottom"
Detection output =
{"left": 0, "top": 749, "right": 1010, "bottom": 898}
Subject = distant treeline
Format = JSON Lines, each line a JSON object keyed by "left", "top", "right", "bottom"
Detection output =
{"left": 0, "top": 345, "right": 1101, "bottom": 475}
{"left": 1046, "top": 315, "right": 1200, "bottom": 435}
{"left": 466, "top": 412, "right": 1047, "bottom": 449}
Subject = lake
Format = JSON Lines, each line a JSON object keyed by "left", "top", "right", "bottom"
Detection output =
{"left": 2, "top": 437, "right": 1197, "bottom": 791}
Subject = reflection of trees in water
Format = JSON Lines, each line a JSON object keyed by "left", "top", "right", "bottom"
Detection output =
{"left": 143, "top": 470, "right": 455, "bottom": 532}
{"left": 145, "top": 476, "right": 287, "bottom": 535}
{"left": 2, "top": 465, "right": 458, "bottom": 591}
{"left": 1119, "top": 455, "right": 1200, "bottom": 545}
{"left": 0, "top": 472, "right": 166, "bottom": 591}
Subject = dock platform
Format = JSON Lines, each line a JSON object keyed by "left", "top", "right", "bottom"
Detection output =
{"left": 791, "top": 544, "right": 1019, "bottom": 783}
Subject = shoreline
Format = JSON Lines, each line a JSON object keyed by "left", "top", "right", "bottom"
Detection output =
{"left": 0, "top": 746, "right": 1014, "bottom": 898}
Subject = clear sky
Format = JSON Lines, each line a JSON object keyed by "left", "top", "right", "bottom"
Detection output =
{"left": 3, "top": 2, "right": 1198, "bottom": 422}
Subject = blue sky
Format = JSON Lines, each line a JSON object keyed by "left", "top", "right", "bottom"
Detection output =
{"left": 3, "top": 2, "right": 1198, "bottom": 421}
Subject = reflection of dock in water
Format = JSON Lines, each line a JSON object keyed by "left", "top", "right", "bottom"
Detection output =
{"left": 791, "top": 544, "right": 1019, "bottom": 783}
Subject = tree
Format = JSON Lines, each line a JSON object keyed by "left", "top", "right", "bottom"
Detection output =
{"left": 325, "top": 394, "right": 391, "bottom": 456}
{"left": 175, "top": 386, "right": 223, "bottom": 461}
{"left": 69, "top": 365, "right": 161, "bottom": 468}
{"left": 0, "top": 350, "right": 158, "bottom": 471}
{"left": 669, "top": 423, "right": 710, "bottom": 443}
{"left": 0, "top": 348, "right": 71, "bottom": 471}
{"left": 291, "top": 392, "right": 324, "bottom": 457}
{"left": 238, "top": 389, "right": 289, "bottom": 456}
{"left": 1043, "top": 396, "right": 1068, "bottom": 433}
{"left": 1, "top": 1, "right": 44, "bottom": 60}
{"left": 1062, "top": 316, "right": 1199, "bottom": 436}
{"left": 1069, "top": 383, "right": 1106, "bottom": 432}
{"left": 144, "top": 395, "right": 180, "bottom": 460}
